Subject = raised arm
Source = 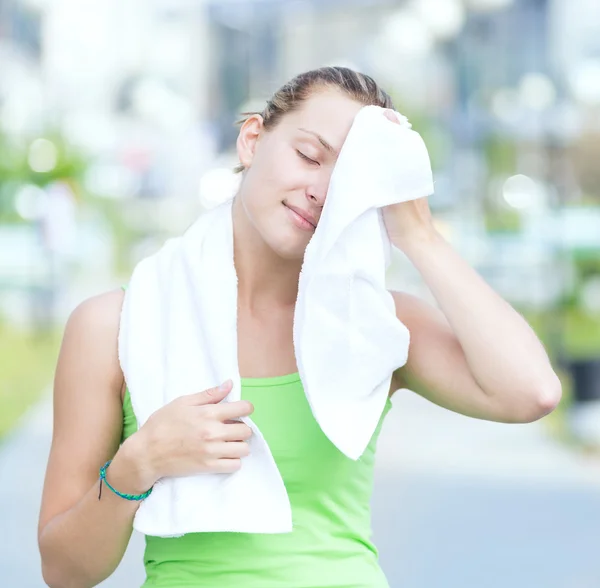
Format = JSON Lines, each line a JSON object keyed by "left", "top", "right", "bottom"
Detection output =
{"left": 390, "top": 231, "right": 561, "bottom": 423}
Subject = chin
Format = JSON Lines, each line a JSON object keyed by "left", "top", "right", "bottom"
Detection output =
{"left": 277, "top": 248, "right": 306, "bottom": 261}
{"left": 272, "top": 241, "right": 307, "bottom": 261}
{"left": 267, "top": 230, "right": 309, "bottom": 261}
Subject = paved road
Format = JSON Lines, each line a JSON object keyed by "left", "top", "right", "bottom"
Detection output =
{"left": 373, "top": 393, "right": 600, "bottom": 588}
{"left": 2, "top": 390, "right": 599, "bottom": 587}
{"left": 373, "top": 471, "right": 600, "bottom": 588}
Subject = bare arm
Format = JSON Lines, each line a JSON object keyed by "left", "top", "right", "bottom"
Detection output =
{"left": 38, "top": 289, "right": 151, "bottom": 587}
{"left": 390, "top": 231, "right": 562, "bottom": 424}
{"left": 38, "top": 289, "right": 254, "bottom": 587}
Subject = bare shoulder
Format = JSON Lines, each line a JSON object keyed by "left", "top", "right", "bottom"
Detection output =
{"left": 66, "top": 288, "right": 125, "bottom": 344}
{"left": 39, "top": 288, "right": 126, "bottom": 536}
{"left": 60, "top": 288, "right": 126, "bottom": 396}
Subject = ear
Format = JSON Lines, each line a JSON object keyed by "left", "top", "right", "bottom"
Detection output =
{"left": 236, "top": 114, "right": 264, "bottom": 171}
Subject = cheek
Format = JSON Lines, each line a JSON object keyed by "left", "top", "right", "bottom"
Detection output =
{"left": 258, "top": 147, "right": 306, "bottom": 193}
{"left": 281, "top": 147, "right": 324, "bottom": 190}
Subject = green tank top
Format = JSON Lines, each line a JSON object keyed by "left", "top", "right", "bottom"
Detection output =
{"left": 122, "top": 373, "right": 392, "bottom": 588}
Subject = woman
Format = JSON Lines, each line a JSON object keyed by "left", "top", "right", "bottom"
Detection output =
{"left": 38, "top": 66, "right": 561, "bottom": 587}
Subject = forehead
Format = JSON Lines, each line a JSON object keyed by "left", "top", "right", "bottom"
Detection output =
{"left": 280, "top": 89, "right": 364, "bottom": 151}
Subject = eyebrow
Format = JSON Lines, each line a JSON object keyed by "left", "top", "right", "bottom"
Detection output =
{"left": 297, "top": 128, "right": 338, "bottom": 155}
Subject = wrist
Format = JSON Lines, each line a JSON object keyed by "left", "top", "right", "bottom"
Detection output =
{"left": 111, "top": 433, "right": 158, "bottom": 494}
{"left": 391, "top": 224, "right": 441, "bottom": 255}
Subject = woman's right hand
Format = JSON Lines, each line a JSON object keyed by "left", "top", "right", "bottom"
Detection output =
{"left": 120, "top": 380, "right": 254, "bottom": 491}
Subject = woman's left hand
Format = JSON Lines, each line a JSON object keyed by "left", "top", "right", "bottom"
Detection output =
{"left": 380, "top": 109, "right": 436, "bottom": 251}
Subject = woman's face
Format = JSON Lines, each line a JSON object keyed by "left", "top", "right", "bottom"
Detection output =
{"left": 235, "top": 89, "right": 364, "bottom": 260}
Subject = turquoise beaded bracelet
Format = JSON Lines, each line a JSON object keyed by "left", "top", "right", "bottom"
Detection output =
{"left": 98, "top": 460, "right": 153, "bottom": 501}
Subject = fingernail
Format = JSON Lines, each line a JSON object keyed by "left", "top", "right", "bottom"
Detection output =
{"left": 219, "top": 379, "right": 232, "bottom": 392}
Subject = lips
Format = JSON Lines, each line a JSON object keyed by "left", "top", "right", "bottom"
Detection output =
{"left": 284, "top": 202, "right": 318, "bottom": 228}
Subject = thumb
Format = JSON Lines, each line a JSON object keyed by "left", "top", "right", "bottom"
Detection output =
{"left": 188, "top": 380, "right": 233, "bottom": 405}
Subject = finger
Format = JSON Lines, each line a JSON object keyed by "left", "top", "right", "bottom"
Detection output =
{"left": 383, "top": 109, "right": 400, "bottom": 124}
{"left": 221, "top": 422, "right": 253, "bottom": 442}
{"left": 210, "top": 458, "right": 243, "bottom": 474}
{"left": 214, "top": 400, "right": 254, "bottom": 421}
{"left": 184, "top": 380, "right": 233, "bottom": 406}
{"left": 210, "top": 441, "right": 250, "bottom": 459}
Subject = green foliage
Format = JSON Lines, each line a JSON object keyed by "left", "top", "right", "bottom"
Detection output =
{"left": 483, "top": 207, "right": 522, "bottom": 233}
{"left": 483, "top": 134, "right": 517, "bottom": 176}
{"left": 0, "top": 129, "right": 88, "bottom": 224}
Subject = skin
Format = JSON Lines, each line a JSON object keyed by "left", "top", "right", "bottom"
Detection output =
{"left": 233, "top": 88, "right": 561, "bottom": 422}
{"left": 37, "top": 87, "right": 562, "bottom": 587}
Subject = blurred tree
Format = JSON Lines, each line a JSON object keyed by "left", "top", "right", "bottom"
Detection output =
{"left": 0, "top": 129, "right": 87, "bottom": 224}
{"left": 483, "top": 133, "right": 517, "bottom": 176}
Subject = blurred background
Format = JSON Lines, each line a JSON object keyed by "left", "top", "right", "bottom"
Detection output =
{"left": 1, "top": 0, "right": 600, "bottom": 586}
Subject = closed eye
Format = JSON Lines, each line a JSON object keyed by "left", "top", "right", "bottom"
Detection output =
{"left": 296, "top": 150, "right": 319, "bottom": 166}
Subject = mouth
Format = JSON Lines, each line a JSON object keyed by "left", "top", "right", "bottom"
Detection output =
{"left": 283, "top": 202, "right": 317, "bottom": 231}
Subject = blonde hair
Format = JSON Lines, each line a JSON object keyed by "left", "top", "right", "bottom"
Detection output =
{"left": 233, "top": 66, "right": 394, "bottom": 173}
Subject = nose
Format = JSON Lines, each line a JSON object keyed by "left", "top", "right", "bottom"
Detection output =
{"left": 305, "top": 179, "right": 329, "bottom": 208}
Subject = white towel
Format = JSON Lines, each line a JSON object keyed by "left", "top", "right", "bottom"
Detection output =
{"left": 118, "top": 105, "right": 434, "bottom": 537}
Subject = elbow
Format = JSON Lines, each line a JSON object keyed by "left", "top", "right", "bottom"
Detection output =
{"left": 40, "top": 555, "right": 107, "bottom": 588}
{"left": 41, "top": 557, "right": 72, "bottom": 588}
{"left": 39, "top": 547, "right": 71, "bottom": 588}
{"left": 510, "top": 373, "right": 563, "bottom": 423}
{"left": 39, "top": 540, "right": 95, "bottom": 588}
{"left": 41, "top": 561, "right": 97, "bottom": 588}
{"left": 39, "top": 536, "right": 58, "bottom": 588}
{"left": 41, "top": 563, "right": 65, "bottom": 588}
{"left": 39, "top": 532, "right": 66, "bottom": 588}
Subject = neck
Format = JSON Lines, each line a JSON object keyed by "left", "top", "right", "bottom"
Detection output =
{"left": 232, "top": 196, "right": 302, "bottom": 312}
